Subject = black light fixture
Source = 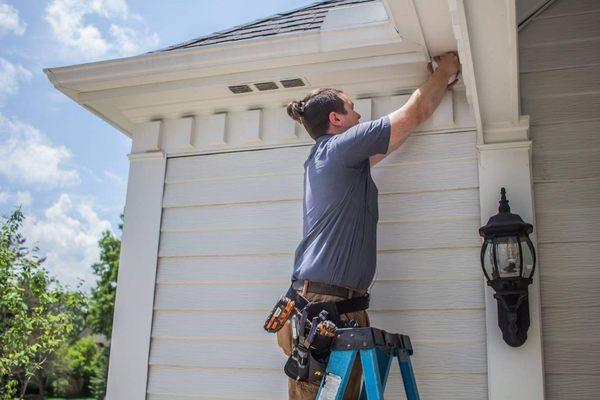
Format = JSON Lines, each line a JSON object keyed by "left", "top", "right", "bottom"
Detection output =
{"left": 479, "top": 188, "right": 537, "bottom": 347}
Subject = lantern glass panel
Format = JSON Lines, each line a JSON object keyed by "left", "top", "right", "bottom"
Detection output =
{"left": 482, "top": 239, "right": 496, "bottom": 280}
{"left": 495, "top": 236, "right": 521, "bottom": 278}
{"left": 521, "top": 235, "right": 535, "bottom": 279}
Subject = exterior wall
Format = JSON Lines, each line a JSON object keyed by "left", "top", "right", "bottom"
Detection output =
{"left": 141, "top": 90, "right": 488, "bottom": 399}
{"left": 519, "top": 0, "right": 600, "bottom": 398}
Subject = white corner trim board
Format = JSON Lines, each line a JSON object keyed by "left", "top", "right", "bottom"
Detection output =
{"left": 477, "top": 141, "right": 545, "bottom": 400}
{"left": 106, "top": 151, "right": 166, "bottom": 400}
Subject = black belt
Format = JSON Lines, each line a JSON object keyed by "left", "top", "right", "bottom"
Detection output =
{"left": 285, "top": 285, "right": 370, "bottom": 320}
{"left": 292, "top": 279, "right": 367, "bottom": 298}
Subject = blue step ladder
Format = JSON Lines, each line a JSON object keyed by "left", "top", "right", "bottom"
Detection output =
{"left": 316, "top": 327, "right": 419, "bottom": 400}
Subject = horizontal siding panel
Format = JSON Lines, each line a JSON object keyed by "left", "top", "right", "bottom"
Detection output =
{"left": 151, "top": 309, "right": 485, "bottom": 342}
{"left": 544, "top": 340, "right": 600, "bottom": 374}
{"left": 162, "top": 172, "right": 303, "bottom": 208}
{"left": 541, "top": 0, "right": 600, "bottom": 17}
{"left": 520, "top": 13, "right": 600, "bottom": 46}
{"left": 372, "top": 158, "right": 478, "bottom": 193}
{"left": 149, "top": 338, "right": 486, "bottom": 374}
{"left": 540, "top": 276, "right": 600, "bottom": 308}
{"left": 531, "top": 120, "right": 600, "bottom": 153}
{"left": 147, "top": 367, "right": 486, "bottom": 400}
{"left": 156, "top": 246, "right": 481, "bottom": 283}
{"left": 372, "top": 247, "right": 481, "bottom": 280}
{"left": 158, "top": 218, "right": 481, "bottom": 257}
{"left": 522, "top": 92, "right": 600, "bottom": 125}
{"left": 375, "top": 131, "right": 476, "bottom": 166}
{"left": 534, "top": 178, "right": 600, "bottom": 210}
{"left": 165, "top": 131, "right": 476, "bottom": 183}
{"left": 166, "top": 147, "right": 308, "bottom": 182}
{"left": 545, "top": 373, "right": 600, "bottom": 400}
{"left": 538, "top": 242, "right": 600, "bottom": 276}
{"left": 161, "top": 200, "right": 303, "bottom": 232}
{"left": 519, "top": 37, "right": 600, "bottom": 72}
{"left": 161, "top": 188, "right": 480, "bottom": 231}
{"left": 533, "top": 149, "right": 600, "bottom": 181}
{"left": 537, "top": 208, "right": 600, "bottom": 243}
{"left": 147, "top": 367, "right": 286, "bottom": 400}
{"left": 153, "top": 280, "right": 484, "bottom": 311}
{"left": 157, "top": 254, "right": 294, "bottom": 283}
{"left": 542, "top": 306, "right": 600, "bottom": 339}
{"left": 163, "top": 158, "right": 479, "bottom": 207}
{"left": 520, "top": 65, "right": 600, "bottom": 98}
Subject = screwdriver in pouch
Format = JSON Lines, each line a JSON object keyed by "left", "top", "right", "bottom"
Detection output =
{"left": 291, "top": 314, "right": 299, "bottom": 345}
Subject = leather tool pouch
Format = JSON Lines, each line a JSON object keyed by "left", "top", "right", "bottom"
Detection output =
{"left": 284, "top": 345, "right": 309, "bottom": 381}
{"left": 284, "top": 345, "right": 327, "bottom": 383}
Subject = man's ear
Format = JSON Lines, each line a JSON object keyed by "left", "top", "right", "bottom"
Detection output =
{"left": 329, "top": 111, "right": 341, "bottom": 127}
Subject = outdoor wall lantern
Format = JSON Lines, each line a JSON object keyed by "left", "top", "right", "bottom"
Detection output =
{"left": 479, "top": 188, "right": 537, "bottom": 347}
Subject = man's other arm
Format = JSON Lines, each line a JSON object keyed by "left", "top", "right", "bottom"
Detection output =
{"left": 370, "top": 53, "right": 460, "bottom": 167}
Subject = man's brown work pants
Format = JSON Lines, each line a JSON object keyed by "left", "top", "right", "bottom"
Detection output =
{"left": 275, "top": 289, "right": 370, "bottom": 400}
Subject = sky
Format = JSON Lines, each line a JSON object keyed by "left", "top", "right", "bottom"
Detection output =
{"left": 0, "top": 0, "right": 316, "bottom": 293}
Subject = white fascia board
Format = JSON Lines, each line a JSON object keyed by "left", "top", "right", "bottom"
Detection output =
{"left": 44, "top": 31, "right": 323, "bottom": 93}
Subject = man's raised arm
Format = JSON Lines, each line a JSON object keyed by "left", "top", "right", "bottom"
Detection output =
{"left": 370, "top": 52, "right": 460, "bottom": 167}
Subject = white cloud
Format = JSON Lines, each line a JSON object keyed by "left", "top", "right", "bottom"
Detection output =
{"left": 0, "top": 189, "right": 32, "bottom": 207}
{"left": 103, "top": 169, "right": 126, "bottom": 186}
{"left": 45, "top": 0, "right": 159, "bottom": 61}
{"left": 22, "top": 193, "right": 112, "bottom": 292}
{"left": 0, "top": 57, "right": 31, "bottom": 105}
{"left": 0, "top": 2, "right": 26, "bottom": 36}
{"left": 0, "top": 113, "right": 80, "bottom": 188}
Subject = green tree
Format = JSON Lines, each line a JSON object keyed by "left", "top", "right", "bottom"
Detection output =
{"left": 0, "top": 209, "right": 87, "bottom": 399}
{"left": 46, "top": 336, "right": 105, "bottom": 398}
{"left": 86, "top": 215, "right": 121, "bottom": 400}
{"left": 86, "top": 225, "right": 121, "bottom": 339}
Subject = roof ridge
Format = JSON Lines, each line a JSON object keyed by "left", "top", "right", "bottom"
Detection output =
{"left": 152, "top": 0, "right": 374, "bottom": 53}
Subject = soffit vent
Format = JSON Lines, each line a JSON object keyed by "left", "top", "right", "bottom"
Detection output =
{"left": 228, "top": 84, "right": 253, "bottom": 94}
{"left": 228, "top": 78, "right": 306, "bottom": 94}
{"left": 280, "top": 78, "right": 305, "bottom": 88}
{"left": 255, "top": 81, "right": 279, "bottom": 91}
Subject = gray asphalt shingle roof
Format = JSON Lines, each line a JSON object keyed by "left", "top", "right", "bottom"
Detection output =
{"left": 153, "top": 0, "right": 376, "bottom": 52}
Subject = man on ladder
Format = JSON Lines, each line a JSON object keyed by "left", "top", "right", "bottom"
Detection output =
{"left": 270, "top": 52, "right": 460, "bottom": 399}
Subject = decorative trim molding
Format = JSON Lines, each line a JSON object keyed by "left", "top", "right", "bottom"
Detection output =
{"left": 128, "top": 91, "right": 472, "bottom": 158}
{"left": 132, "top": 120, "right": 161, "bottom": 153}
{"left": 127, "top": 150, "right": 166, "bottom": 160}
{"left": 477, "top": 140, "right": 531, "bottom": 152}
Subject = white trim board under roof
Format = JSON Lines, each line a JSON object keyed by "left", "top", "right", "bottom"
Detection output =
{"left": 44, "top": 0, "right": 463, "bottom": 137}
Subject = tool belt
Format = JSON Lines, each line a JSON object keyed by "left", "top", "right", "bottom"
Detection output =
{"left": 284, "top": 285, "right": 369, "bottom": 326}
{"left": 264, "top": 283, "right": 370, "bottom": 383}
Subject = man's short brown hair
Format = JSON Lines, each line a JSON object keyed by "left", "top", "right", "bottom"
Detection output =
{"left": 286, "top": 88, "right": 347, "bottom": 140}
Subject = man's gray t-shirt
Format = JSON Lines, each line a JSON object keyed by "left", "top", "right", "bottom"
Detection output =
{"left": 292, "top": 115, "right": 391, "bottom": 290}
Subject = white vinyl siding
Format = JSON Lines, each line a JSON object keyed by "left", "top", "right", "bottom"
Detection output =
{"left": 145, "top": 99, "right": 484, "bottom": 399}
{"left": 519, "top": 0, "right": 600, "bottom": 398}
